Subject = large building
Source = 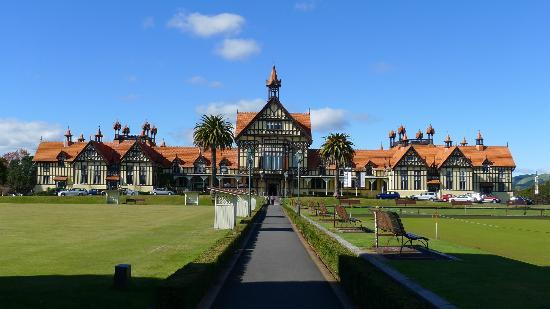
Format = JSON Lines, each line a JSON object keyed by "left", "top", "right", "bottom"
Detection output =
{"left": 33, "top": 66, "right": 516, "bottom": 200}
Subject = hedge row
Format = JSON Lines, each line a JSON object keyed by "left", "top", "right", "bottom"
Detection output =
{"left": 156, "top": 206, "right": 264, "bottom": 308}
{"left": 283, "top": 203, "right": 430, "bottom": 309}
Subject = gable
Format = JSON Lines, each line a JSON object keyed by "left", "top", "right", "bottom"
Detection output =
{"left": 121, "top": 143, "right": 150, "bottom": 162}
{"left": 440, "top": 148, "right": 472, "bottom": 168}
{"left": 394, "top": 148, "right": 427, "bottom": 167}
{"left": 74, "top": 143, "right": 107, "bottom": 162}
{"left": 235, "top": 98, "right": 312, "bottom": 141}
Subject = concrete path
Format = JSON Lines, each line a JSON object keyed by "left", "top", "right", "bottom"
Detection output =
{"left": 212, "top": 198, "right": 344, "bottom": 309}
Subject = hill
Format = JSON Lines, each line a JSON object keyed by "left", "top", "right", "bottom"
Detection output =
{"left": 513, "top": 173, "right": 550, "bottom": 191}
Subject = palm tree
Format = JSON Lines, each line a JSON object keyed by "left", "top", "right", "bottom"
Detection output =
{"left": 319, "top": 133, "right": 355, "bottom": 197}
{"left": 193, "top": 115, "right": 234, "bottom": 189}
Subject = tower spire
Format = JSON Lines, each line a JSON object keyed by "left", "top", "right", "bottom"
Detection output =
{"left": 266, "top": 65, "right": 281, "bottom": 100}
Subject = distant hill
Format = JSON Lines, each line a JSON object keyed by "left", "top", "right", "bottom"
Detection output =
{"left": 513, "top": 174, "right": 550, "bottom": 191}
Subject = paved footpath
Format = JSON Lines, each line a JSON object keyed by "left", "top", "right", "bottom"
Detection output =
{"left": 212, "top": 199, "right": 344, "bottom": 309}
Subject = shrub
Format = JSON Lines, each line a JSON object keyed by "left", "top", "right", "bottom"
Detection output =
{"left": 283, "top": 203, "right": 430, "bottom": 309}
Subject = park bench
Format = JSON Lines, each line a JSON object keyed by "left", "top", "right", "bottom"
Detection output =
{"left": 451, "top": 200, "right": 472, "bottom": 206}
{"left": 318, "top": 203, "right": 330, "bottom": 217}
{"left": 373, "top": 209, "right": 429, "bottom": 254}
{"left": 334, "top": 205, "right": 362, "bottom": 226}
{"left": 126, "top": 198, "right": 146, "bottom": 204}
{"left": 340, "top": 199, "right": 361, "bottom": 208}
{"left": 395, "top": 198, "right": 416, "bottom": 206}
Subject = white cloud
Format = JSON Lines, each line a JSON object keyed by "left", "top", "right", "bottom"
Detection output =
{"left": 195, "top": 98, "right": 265, "bottom": 122}
{"left": 167, "top": 11, "right": 244, "bottom": 37}
{"left": 0, "top": 119, "right": 62, "bottom": 153}
{"left": 295, "top": 1, "right": 316, "bottom": 11}
{"left": 215, "top": 38, "right": 260, "bottom": 60}
{"left": 142, "top": 16, "right": 155, "bottom": 29}
{"left": 186, "top": 75, "right": 223, "bottom": 88}
{"left": 169, "top": 128, "right": 194, "bottom": 145}
{"left": 310, "top": 108, "right": 349, "bottom": 132}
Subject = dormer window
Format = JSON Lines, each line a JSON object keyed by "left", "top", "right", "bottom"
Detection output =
{"left": 219, "top": 160, "right": 229, "bottom": 174}
{"left": 365, "top": 165, "right": 374, "bottom": 176}
{"left": 172, "top": 163, "right": 180, "bottom": 174}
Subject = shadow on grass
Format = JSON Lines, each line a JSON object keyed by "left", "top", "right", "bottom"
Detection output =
{"left": 388, "top": 252, "right": 550, "bottom": 308}
{"left": 0, "top": 274, "right": 162, "bottom": 309}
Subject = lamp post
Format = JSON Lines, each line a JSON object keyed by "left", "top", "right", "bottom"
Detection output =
{"left": 247, "top": 148, "right": 253, "bottom": 217}
{"left": 283, "top": 171, "right": 288, "bottom": 198}
{"left": 295, "top": 149, "right": 303, "bottom": 215}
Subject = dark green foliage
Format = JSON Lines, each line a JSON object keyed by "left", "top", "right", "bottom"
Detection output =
{"left": 156, "top": 207, "right": 263, "bottom": 309}
{"left": 283, "top": 203, "right": 430, "bottom": 309}
{"left": 193, "top": 114, "right": 234, "bottom": 188}
{"left": 0, "top": 157, "right": 8, "bottom": 184}
{"left": 6, "top": 155, "right": 35, "bottom": 194}
{"left": 319, "top": 133, "right": 355, "bottom": 197}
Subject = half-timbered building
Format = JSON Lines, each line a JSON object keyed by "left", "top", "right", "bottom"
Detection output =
{"left": 33, "top": 66, "right": 515, "bottom": 200}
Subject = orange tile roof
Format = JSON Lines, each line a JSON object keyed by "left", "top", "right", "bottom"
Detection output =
{"left": 33, "top": 142, "right": 87, "bottom": 162}
{"left": 235, "top": 111, "right": 312, "bottom": 137}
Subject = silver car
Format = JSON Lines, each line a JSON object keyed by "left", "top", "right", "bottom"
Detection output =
{"left": 58, "top": 188, "right": 88, "bottom": 196}
{"left": 151, "top": 187, "right": 175, "bottom": 195}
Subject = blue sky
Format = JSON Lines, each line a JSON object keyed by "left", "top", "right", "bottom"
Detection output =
{"left": 0, "top": 1, "right": 549, "bottom": 174}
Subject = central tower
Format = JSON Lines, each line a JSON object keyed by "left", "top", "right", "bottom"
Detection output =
{"left": 266, "top": 65, "right": 281, "bottom": 100}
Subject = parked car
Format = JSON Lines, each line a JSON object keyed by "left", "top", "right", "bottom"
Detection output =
{"left": 440, "top": 194, "right": 454, "bottom": 202}
{"left": 449, "top": 194, "right": 475, "bottom": 202}
{"left": 376, "top": 191, "right": 400, "bottom": 199}
{"left": 510, "top": 196, "right": 534, "bottom": 205}
{"left": 411, "top": 192, "right": 438, "bottom": 201}
{"left": 466, "top": 192, "right": 483, "bottom": 203}
{"left": 58, "top": 188, "right": 88, "bottom": 196}
{"left": 88, "top": 189, "right": 106, "bottom": 196}
{"left": 121, "top": 188, "right": 138, "bottom": 196}
{"left": 481, "top": 194, "right": 501, "bottom": 203}
{"left": 151, "top": 187, "right": 175, "bottom": 195}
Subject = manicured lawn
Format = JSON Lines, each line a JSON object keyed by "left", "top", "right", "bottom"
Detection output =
{"left": 0, "top": 194, "right": 214, "bottom": 205}
{"left": 0, "top": 203, "right": 227, "bottom": 308}
{"left": 291, "top": 201, "right": 550, "bottom": 308}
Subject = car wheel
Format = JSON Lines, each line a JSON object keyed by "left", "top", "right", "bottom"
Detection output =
{"left": 168, "top": 192, "right": 172, "bottom": 195}
{"left": 153, "top": 192, "right": 157, "bottom": 195}
{"left": 492, "top": 199, "right": 497, "bottom": 203}
{"left": 61, "top": 193, "right": 65, "bottom": 196}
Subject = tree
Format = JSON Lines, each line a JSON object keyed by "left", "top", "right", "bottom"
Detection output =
{"left": 3, "top": 149, "right": 30, "bottom": 164}
{"left": 6, "top": 155, "right": 36, "bottom": 194}
{"left": 319, "top": 133, "right": 355, "bottom": 197}
{"left": 0, "top": 158, "right": 7, "bottom": 184}
{"left": 193, "top": 115, "right": 234, "bottom": 189}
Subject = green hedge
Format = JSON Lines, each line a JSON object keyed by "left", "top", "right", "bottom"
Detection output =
{"left": 156, "top": 206, "right": 264, "bottom": 309}
{"left": 283, "top": 203, "right": 430, "bottom": 308}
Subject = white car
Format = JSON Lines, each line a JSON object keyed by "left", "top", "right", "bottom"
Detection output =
{"left": 466, "top": 192, "right": 483, "bottom": 202}
{"left": 449, "top": 195, "right": 475, "bottom": 202}
{"left": 151, "top": 188, "right": 175, "bottom": 195}
{"left": 58, "top": 188, "right": 88, "bottom": 196}
{"left": 411, "top": 192, "right": 438, "bottom": 201}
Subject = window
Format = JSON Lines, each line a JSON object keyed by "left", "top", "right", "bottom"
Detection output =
{"left": 266, "top": 121, "right": 282, "bottom": 130}
{"left": 126, "top": 165, "right": 133, "bottom": 185}
{"left": 414, "top": 170, "right": 421, "bottom": 190}
{"left": 446, "top": 170, "right": 453, "bottom": 190}
{"left": 310, "top": 178, "right": 326, "bottom": 189}
{"left": 58, "top": 159, "right": 64, "bottom": 167}
{"left": 400, "top": 171, "right": 408, "bottom": 190}
{"left": 318, "top": 165, "right": 326, "bottom": 176}
{"left": 43, "top": 163, "right": 50, "bottom": 173}
{"left": 139, "top": 166, "right": 147, "bottom": 185}
{"left": 93, "top": 166, "right": 101, "bottom": 184}
{"left": 459, "top": 171, "right": 466, "bottom": 190}
{"left": 195, "top": 163, "right": 206, "bottom": 173}
{"left": 482, "top": 164, "right": 490, "bottom": 173}
{"left": 42, "top": 175, "right": 50, "bottom": 184}
{"left": 172, "top": 163, "right": 180, "bottom": 174}
{"left": 366, "top": 165, "right": 373, "bottom": 176}
{"left": 80, "top": 165, "right": 88, "bottom": 184}
{"left": 263, "top": 146, "right": 283, "bottom": 171}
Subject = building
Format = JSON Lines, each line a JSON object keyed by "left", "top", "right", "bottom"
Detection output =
{"left": 33, "top": 66, "right": 515, "bottom": 200}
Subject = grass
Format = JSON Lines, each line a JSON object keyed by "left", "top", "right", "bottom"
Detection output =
{"left": 0, "top": 194, "right": 215, "bottom": 205}
{"left": 291, "top": 200, "right": 550, "bottom": 308}
{"left": 0, "top": 203, "right": 227, "bottom": 308}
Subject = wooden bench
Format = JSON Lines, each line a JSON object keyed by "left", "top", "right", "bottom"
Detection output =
{"left": 395, "top": 199, "right": 416, "bottom": 206}
{"left": 335, "top": 205, "right": 362, "bottom": 226}
{"left": 373, "top": 210, "right": 429, "bottom": 253}
{"left": 451, "top": 200, "right": 472, "bottom": 206}
{"left": 126, "top": 198, "right": 146, "bottom": 204}
{"left": 318, "top": 203, "right": 330, "bottom": 217}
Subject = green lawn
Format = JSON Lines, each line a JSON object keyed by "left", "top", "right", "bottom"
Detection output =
{"left": 0, "top": 194, "right": 215, "bottom": 205}
{"left": 0, "top": 203, "right": 227, "bottom": 308}
{"left": 292, "top": 201, "right": 550, "bottom": 308}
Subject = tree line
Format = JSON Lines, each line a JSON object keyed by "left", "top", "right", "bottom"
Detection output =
{"left": 0, "top": 149, "right": 36, "bottom": 195}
